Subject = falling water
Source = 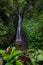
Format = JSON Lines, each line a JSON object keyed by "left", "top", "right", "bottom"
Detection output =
{"left": 15, "top": 14, "right": 27, "bottom": 50}
{"left": 16, "top": 14, "right": 22, "bottom": 42}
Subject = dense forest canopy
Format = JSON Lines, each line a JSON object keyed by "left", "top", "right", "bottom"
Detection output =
{"left": 0, "top": 0, "right": 43, "bottom": 49}
{"left": 0, "top": 0, "right": 15, "bottom": 48}
{"left": 0, "top": 0, "right": 43, "bottom": 65}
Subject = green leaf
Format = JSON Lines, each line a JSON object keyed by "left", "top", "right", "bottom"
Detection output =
{"left": 3, "top": 55, "right": 10, "bottom": 61}
{"left": 0, "top": 50, "right": 5, "bottom": 56}
{"left": 5, "top": 62, "right": 13, "bottom": 65}
{"left": 5, "top": 12, "right": 10, "bottom": 17}
{"left": 12, "top": 50, "right": 22, "bottom": 56}
{"left": 7, "top": 0, "right": 13, "bottom": 7}
{"left": 9, "top": 50, "right": 22, "bottom": 60}
{"left": 16, "top": 60, "right": 23, "bottom": 65}
{"left": 37, "top": 55, "right": 43, "bottom": 61}
{"left": 18, "top": 0, "right": 25, "bottom": 4}
{"left": 11, "top": 47, "right": 16, "bottom": 54}
{"left": 3, "top": 50, "right": 21, "bottom": 61}
{"left": 30, "top": 57, "right": 36, "bottom": 65}
{"left": 6, "top": 47, "right": 10, "bottom": 51}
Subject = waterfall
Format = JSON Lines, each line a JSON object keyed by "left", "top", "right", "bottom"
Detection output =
{"left": 15, "top": 14, "right": 27, "bottom": 50}
{"left": 16, "top": 14, "right": 22, "bottom": 42}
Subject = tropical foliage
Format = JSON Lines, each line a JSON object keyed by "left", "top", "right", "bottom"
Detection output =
{"left": 22, "top": 0, "right": 43, "bottom": 49}
{"left": 0, "top": 0, "right": 15, "bottom": 48}
{"left": 0, "top": 47, "right": 43, "bottom": 65}
{"left": 0, "top": 47, "right": 22, "bottom": 65}
{"left": 0, "top": 0, "right": 43, "bottom": 65}
{"left": 22, "top": 12, "right": 43, "bottom": 49}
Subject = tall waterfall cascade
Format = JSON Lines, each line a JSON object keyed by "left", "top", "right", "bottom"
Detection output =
{"left": 15, "top": 14, "right": 27, "bottom": 50}
{"left": 16, "top": 14, "right": 22, "bottom": 41}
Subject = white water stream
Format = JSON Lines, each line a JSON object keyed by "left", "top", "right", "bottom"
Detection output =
{"left": 16, "top": 14, "right": 22, "bottom": 41}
